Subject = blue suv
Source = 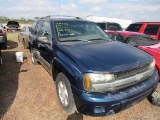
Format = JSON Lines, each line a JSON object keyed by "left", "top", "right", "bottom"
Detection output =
{"left": 29, "top": 16, "right": 158, "bottom": 116}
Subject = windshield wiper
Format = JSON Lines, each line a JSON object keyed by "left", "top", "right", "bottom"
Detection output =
{"left": 88, "top": 38, "right": 108, "bottom": 41}
{"left": 60, "top": 39, "right": 84, "bottom": 42}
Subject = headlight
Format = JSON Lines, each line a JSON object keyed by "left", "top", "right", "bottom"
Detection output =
{"left": 83, "top": 73, "right": 115, "bottom": 91}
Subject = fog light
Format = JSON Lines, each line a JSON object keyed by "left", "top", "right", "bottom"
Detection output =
{"left": 94, "top": 106, "right": 105, "bottom": 114}
{"left": 106, "top": 110, "right": 115, "bottom": 116}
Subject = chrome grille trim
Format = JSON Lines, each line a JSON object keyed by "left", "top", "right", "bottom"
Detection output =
{"left": 92, "top": 68, "right": 154, "bottom": 92}
{"left": 115, "top": 64, "right": 149, "bottom": 80}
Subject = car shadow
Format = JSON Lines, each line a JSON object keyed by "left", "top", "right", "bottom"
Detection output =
{"left": 67, "top": 112, "right": 83, "bottom": 120}
{"left": 0, "top": 41, "right": 20, "bottom": 119}
{"left": 6, "top": 40, "right": 18, "bottom": 49}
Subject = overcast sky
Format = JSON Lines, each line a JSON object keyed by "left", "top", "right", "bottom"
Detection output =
{"left": 0, "top": 0, "right": 160, "bottom": 22}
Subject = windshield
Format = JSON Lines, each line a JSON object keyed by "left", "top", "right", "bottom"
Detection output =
{"left": 54, "top": 21, "right": 110, "bottom": 42}
{"left": 127, "top": 35, "right": 159, "bottom": 46}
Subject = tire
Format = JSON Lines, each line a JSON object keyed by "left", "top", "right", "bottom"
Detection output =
{"left": 56, "top": 72, "right": 76, "bottom": 114}
{"left": 31, "top": 48, "right": 38, "bottom": 65}
{"left": 148, "top": 91, "right": 160, "bottom": 107}
{"left": 0, "top": 51, "right": 2, "bottom": 66}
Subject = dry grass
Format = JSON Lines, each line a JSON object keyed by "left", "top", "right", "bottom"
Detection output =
{"left": 0, "top": 33, "right": 160, "bottom": 120}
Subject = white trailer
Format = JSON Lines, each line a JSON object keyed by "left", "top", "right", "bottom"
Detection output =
{"left": 86, "top": 15, "right": 132, "bottom": 30}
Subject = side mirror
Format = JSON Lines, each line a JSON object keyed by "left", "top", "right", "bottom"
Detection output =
{"left": 37, "top": 37, "right": 50, "bottom": 44}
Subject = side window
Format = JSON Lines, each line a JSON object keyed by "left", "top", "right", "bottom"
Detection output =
{"left": 126, "top": 24, "right": 142, "bottom": 32}
{"left": 41, "top": 21, "right": 52, "bottom": 41}
{"left": 32, "top": 21, "right": 37, "bottom": 30}
{"left": 31, "top": 21, "right": 37, "bottom": 34}
{"left": 144, "top": 25, "right": 159, "bottom": 35}
{"left": 35, "top": 21, "right": 43, "bottom": 36}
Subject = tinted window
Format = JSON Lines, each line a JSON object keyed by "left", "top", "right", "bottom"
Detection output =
{"left": 7, "top": 21, "right": 20, "bottom": 28}
{"left": 144, "top": 25, "right": 159, "bottom": 35}
{"left": 106, "top": 23, "right": 122, "bottom": 31}
{"left": 96, "top": 23, "right": 106, "bottom": 30}
{"left": 126, "top": 24, "right": 142, "bottom": 32}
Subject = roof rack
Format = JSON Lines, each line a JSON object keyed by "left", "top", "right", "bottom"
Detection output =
{"left": 40, "top": 15, "right": 82, "bottom": 20}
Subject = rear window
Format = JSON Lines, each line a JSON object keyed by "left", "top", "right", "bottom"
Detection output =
{"left": 97, "top": 23, "right": 122, "bottom": 31}
{"left": 126, "top": 24, "right": 142, "bottom": 32}
{"left": 106, "top": 23, "right": 122, "bottom": 31}
{"left": 7, "top": 21, "right": 19, "bottom": 26}
{"left": 144, "top": 25, "right": 159, "bottom": 35}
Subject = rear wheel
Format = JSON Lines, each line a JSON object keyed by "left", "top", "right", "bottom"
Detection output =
{"left": 56, "top": 72, "right": 76, "bottom": 114}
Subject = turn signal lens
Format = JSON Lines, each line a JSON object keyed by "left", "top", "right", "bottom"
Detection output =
{"left": 84, "top": 74, "right": 90, "bottom": 91}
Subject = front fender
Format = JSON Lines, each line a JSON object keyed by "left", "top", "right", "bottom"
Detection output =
{"left": 53, "top": 57, "right": 84, "bottom": 89}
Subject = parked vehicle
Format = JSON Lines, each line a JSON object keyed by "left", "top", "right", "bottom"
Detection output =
{"left": 29, "top": 16, "right": 158, "bottom": 116}
{"left": 86, "top": 15, "right": 132, "bottom": 30}
{"left": 105, "top": 31, "right": 160, "bottom": 79}
{"left": 0, "top": 22, "right": 7, "bottom": 49}
{"left": 0, "top": 22, "right": 7, "bottom": 65}
{"left": 96, "top": 22, "right": 123, "bottom": 31}
{"left": 6, "top": 21, "right": 20, "bottom": 32}
{"left": 18, "top": 26, "right": 31, "bottom": 49}
{"left": 126, "top": 22, "right": 160, "bottom": 40}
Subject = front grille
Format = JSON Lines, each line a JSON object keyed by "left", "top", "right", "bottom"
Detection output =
{"left": 115, "top": 64, "right": 149, "bottom": 80}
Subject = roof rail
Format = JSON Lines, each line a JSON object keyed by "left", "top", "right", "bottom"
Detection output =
{"left": 40, "top": 15, "right": 82, "bottom": 19}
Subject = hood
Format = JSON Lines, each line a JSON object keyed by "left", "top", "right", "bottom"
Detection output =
{"left": 139, "top": 46, "right": 160, "bottom": 55}
{"left": 143, "top": 43, "right": 160, "bottom": 48}
{"left": 62, "top": 41, "right": 153, "bottom": 73}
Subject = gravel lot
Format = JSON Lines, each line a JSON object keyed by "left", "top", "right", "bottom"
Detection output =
{"left": 0, "top": 34, "right": 160, "bottom": 120}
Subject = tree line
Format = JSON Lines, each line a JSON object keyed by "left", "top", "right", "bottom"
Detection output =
{"left": 0, "top": 16, "right": 40, "bottom": 24}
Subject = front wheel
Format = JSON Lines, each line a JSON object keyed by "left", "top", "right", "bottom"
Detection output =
{"left": 56, "top": 72, "right": 76, "bottom": 114}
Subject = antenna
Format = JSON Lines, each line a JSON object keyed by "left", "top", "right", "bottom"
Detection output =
{"left": 59, "top": 0, "right": 61, "bottom": 17}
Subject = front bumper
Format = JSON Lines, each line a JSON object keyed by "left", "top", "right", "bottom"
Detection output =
{"left": 72, "top": 70, "right": 158, "bottom": 116}
{"left": 7, "top": 28, "right": 20, "bottom": 32}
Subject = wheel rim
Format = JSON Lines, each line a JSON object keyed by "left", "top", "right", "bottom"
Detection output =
{"left": 58, "top": 81, "right": 69, "bottom": 107}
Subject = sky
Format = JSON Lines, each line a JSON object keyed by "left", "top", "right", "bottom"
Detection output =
{"left": 0, "top": 0, "right": 160, "bottom": 22}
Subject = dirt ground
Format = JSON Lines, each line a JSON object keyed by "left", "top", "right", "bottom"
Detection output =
{"left": 0, "top": 37, "right": 160, "bottom": 120}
